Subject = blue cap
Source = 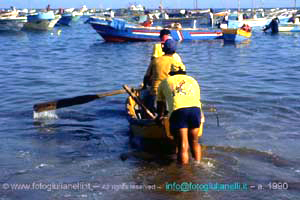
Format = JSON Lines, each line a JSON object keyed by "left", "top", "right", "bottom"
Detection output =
{"left": 162, "top": 39, "right": 177, "bottom": 54}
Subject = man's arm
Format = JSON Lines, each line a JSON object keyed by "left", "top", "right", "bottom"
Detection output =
{"left": 156, "top": 80, "right": 167, "bottom": 123}
{"left": 157, "top": 101, "right": 166, "bottom": 118}
{"left": 143, "top": 59, "right": 154, "bottom": 88}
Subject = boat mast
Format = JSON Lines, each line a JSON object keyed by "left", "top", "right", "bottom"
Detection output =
{"left": 195, "top": 0, "right": 198, "bottom": 9}
{"left": 294, "top": 0, "right": 297, "bottom": 9}
{"left": 252, "top": 0, "right": 255, "bottom": 17}
{"left": 159, "top": 0, "right": 163, "bottom": 12}
{"left": 238, "top": 0, "right": 240, "bottom": 12}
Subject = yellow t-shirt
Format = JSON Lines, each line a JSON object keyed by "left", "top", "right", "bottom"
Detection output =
{"left": 148, "top": 55, "right": 185, "bottom": 95}
{"left": 157, "top": 74, "right": 201, "bottom": 116}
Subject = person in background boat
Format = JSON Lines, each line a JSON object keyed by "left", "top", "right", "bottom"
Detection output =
{"left": 288, "top": 14, "right": 296, "bottom": 23}
{"left": 58, "top": 8, "right": 64, "bottom": 15}
{"left": 156, "top": 64, "right": 204, "bottom": 165}
{"left": 241, "top": 24, "right": 251, "bottom": 32}
{"left": 142, "top": 39, "right": 185, "bottom": 112}
{"left": 263, "top": 17, "right": 280, "bottom": 33}
{"left": 141, "top": 11, "right": 153, "bottom": 27}
{"left": 46, "top": 4, "right": 51, "bottom": 12}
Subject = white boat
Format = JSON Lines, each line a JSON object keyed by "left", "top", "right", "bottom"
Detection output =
{"left": 226, "top": 0, "right": 269, "bottom": 30}
{"left": 0, "top": 16, "right": 27, "bottom": 31}
{"left": 227, "top": 12, "right": 269, "bottom": 30}
{"left": 278, "top": 15, "right": 300, "bottom": 32}
{"left": 0, "top": 7, "right": 27, "bottom": 31}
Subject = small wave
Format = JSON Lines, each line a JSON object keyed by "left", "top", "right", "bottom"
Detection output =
{"left": 205, "top": 145, "right": 294, "bottom": 168}
{"left": 222, "top": 95, "right": 255, "bottom": 102}
{"left": 33, "top": 111, "right": 58, "bottom": 120}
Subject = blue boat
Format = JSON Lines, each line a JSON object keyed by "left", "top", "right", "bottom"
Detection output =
{"left": 57, "top": 13, "right": 72, "bottom": 26}
{"left": 88, "top": 17, "right": 223, "bottom": 42}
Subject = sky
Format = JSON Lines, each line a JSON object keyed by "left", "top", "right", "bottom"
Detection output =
{"left": 0, "top": 0, "right": 297, "bottom": 9}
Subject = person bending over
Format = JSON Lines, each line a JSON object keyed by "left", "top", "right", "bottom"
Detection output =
{"left": 156, "top": 64, "right": 204, "bottom": 164}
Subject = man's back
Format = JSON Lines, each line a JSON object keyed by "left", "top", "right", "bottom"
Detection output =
{"left": 149, "top": 55, "right": 184, "bottom": 95}
{"left": 157, "top": 74, "right": 201, "bottom": 116}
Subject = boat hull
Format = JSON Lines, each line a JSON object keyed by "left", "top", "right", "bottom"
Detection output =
{"left": 57, "top": 14, "right": 72, "bottom": 26}
{"left": 125, "top": 89, "right": 204, "bottom": 151}
{"left": 222, "top": 28, "right": 251, "bottom": 42}
{"left": 24, "top": 15, "right": 61, "bottom": 31}
{"left": 0, "top": 17, "right": 27, "bottom": 31}
{"left": 278, "top": 24, "right": 300, "bottom": 32}
{"left": 89, "top": 18, "right": 222, "bottom": 42}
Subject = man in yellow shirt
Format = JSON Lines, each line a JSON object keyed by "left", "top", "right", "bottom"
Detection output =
{"left": 156, "top": 64, "right": 203, "bottom": 165}
{"left": 143, "top": 39, "right": 185, "bottom": 112}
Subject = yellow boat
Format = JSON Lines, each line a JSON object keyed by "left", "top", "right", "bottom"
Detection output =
{"left": 125, "top": 88, "right": 204, "bottom": 151}
{"left": 222, "top": 27, "right": 252, "bottom": 42}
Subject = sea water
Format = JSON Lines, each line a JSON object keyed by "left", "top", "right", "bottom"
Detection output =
{"left": 0, "top": 20, "right": 299, "bottom": 199}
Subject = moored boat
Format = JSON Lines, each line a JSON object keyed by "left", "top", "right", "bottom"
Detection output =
{"left": 277, "top": 23, "right": 300, "bottom": 32}
{"left": 277, "top": 15, "right": 300, "bottom": 32}
{"left": 0, "top": 16, "right": 27, "bottom": 31}
{"left": 23, "top": 11, "right": 61, "bottom": 31}
{"left": 263, "top": 14, "right": 300, "bottom": 32}
{"left": 88, "top": 17, "right": 223, "bottom": 42}
{"left": 57, "top": 13, "right": 73, "bottom": 26}
{"left": 0, "top": 6, "right": 27, "bottom": 31}
{"left": 222, "top": 25, "right": 252, "bottom": 42}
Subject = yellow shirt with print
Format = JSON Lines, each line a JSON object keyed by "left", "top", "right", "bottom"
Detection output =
{"left": 148, "top": 55, "right": 185, "bottom": 96}
{"left": 157, "top": 74, "right": 201, "bottom": 116}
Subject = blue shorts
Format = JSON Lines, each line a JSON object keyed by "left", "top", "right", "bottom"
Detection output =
{"left": 169, "top": 107, "right": 201, "bottom": 132}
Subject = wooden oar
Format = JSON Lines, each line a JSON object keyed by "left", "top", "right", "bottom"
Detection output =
{"left": 33, "top": 89, "right": 126, "bottom": 113}
{"left": 123, "top": 85, "right": 156, "bottom": 119}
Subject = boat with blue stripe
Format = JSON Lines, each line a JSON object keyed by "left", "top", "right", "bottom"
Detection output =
{"left": 88, "top": 17, "right": 223, "bottom": 42}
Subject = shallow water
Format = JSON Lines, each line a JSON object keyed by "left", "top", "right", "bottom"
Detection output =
{"left": 0, "top": 20, "right": 299, "bottom": 199}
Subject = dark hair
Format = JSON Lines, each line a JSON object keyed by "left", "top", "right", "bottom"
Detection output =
{"left": 160, "top": 29, "right": 171, "bottom": 38}
{"left": 169, "top": 69, "right": 186, "bottom": 76}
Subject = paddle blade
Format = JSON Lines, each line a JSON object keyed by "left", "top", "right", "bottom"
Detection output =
{"left": 33, "top": 95, "right": 99, "bottom": 113}
{"left": 33, "top": 89, "right": 126, "bottom": 113}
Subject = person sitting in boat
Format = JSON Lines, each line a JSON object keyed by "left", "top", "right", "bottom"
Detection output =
{"left": 141, "top": 12, "right": 153, "bottom": 27}
{"left": 143, "top": 39, "right": 185, "bottom": 112}
{"left": 156, "top": 64, "right": 204, "bottom": 165}
{"left": 141, "top": 19, "right": 153, "bottom": 27}
{"left": 58, "top": 8, "right": 64, "bottom": 15}
{"left": 241, "top": 24, "right": 251, "bottom": 32}
{"left": 263, "top": 17, "right": 280, "bottom": 33}
{"left": 46, "top": 4, "right": 51, "bottom": 12}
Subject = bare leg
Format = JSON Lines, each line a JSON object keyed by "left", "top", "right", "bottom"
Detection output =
{"left": 188, "top": 128, "right": 202, "bottom": 162}
{"left": 177, "top": 128, "right": 189, "bottom": 164}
